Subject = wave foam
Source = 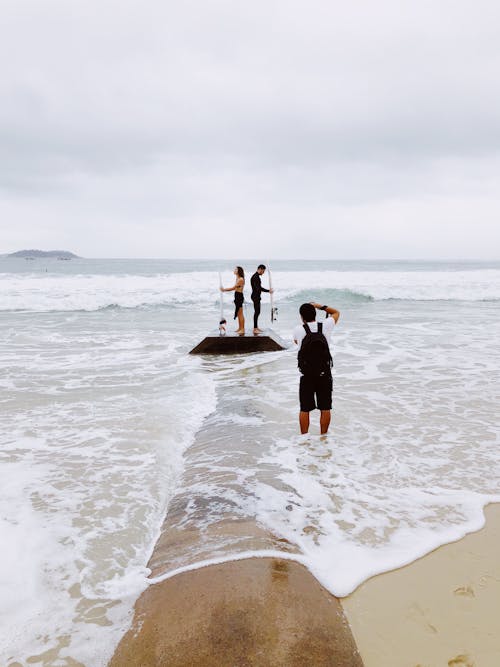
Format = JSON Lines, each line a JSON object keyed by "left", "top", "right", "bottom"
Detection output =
{"left": 0, "top": 326, "right": 217, "bottom": 666}
{"left": 1, "top": 268, "right": 500, "bottom": 311}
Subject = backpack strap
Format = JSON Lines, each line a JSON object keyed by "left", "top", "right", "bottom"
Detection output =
{"left": 318, "top": 322, "right": 323, "bottom": 334}
{"left": 303, "top": 323, "right": 311, "bottom": 334}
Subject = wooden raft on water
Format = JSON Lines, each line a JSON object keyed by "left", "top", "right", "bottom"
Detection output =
{"left": 189, "top": 328, "right": 288, "bottom": 354}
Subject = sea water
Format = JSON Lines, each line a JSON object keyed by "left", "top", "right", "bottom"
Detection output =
{"left": 1, "top": 258, "right": 499, "bottom": 666}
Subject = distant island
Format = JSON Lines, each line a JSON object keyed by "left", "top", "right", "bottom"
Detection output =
{"left": 7, "top": 249, "right": 80, "bottom": 259}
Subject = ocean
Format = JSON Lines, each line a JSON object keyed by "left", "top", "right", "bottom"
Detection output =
{"left": 1, "top": 258, "right": 500, "bottom": 666}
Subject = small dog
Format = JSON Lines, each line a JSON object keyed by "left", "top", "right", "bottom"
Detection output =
{"left": 219, "top": 319, "right": 227, "bottom": 335}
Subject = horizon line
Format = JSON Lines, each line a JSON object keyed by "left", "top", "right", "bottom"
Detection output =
{"left": 2, "top": 254, "right": 500, "bottom": 262}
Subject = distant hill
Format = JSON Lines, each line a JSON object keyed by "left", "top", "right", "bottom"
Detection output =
{"left": 8, "top": 249, "right": 80, "bottom": 259}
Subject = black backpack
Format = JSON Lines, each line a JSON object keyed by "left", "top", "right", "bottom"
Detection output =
{"left": 298, "top": 322, "right": 333, "bottom": 376}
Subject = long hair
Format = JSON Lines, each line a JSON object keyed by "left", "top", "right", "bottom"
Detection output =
{"left": 236, "top": 266, "right": 245, "bottom": 278}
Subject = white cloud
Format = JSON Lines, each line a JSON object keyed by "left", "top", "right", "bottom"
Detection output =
{"left": 1, "top": 0, "right": 500, "bottom": 257}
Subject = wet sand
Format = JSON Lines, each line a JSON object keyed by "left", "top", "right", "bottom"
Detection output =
{"left": 342, "top": 503, "right": 500, "bottom": 667}
{"left": 110, "top": 557, "right": 363, "bottom": 667}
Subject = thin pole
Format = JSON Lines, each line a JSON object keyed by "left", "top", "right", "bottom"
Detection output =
{"left": 218, "top": 272, "right": 227, "bottom": 335}
{"left": 268, "top": 266, "right": 277, "bottom": 323}
{"left": 218, "top": 272, "right": 224, "bottom": 321}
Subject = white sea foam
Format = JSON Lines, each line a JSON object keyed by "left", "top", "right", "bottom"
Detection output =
{"left": 253, "top": 439, "right": 500, "bottom": 596}
{"left": 251, "top": 307, "right": 500, "bottom": 595}
{"left": 1, "top": 267, "right": 500, "bottom": 311}
{"left": 0, "top": 320, "right": 217, "bottom": 665}
{"left": 141, "top": 301, "right": 500, "bottom": 601}
{"left": 1, "top": 261, "right": 500, "bottom": 665}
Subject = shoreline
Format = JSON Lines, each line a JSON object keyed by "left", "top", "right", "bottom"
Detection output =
{"left": 110, "top": 504, "right": 500, "bottom": 666}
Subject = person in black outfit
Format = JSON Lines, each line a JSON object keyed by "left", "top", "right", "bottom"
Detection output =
{"left": 250, "top": 264, "right": 273, "bottom": 334}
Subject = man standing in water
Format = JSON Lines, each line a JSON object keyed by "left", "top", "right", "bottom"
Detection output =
{"left": 293, "top": 302, "right": 340, "bottom": 435}
{"left": 250, "top": 264, "right": 273, "bottom": 335}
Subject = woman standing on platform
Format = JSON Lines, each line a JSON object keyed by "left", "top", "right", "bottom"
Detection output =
{"left": 221, "top": 266, "right": 245, "bottom": 334}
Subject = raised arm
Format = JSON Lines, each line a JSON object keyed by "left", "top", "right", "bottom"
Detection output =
{"left": 221, "top": 277, "right": 244, "bottom": 292}
{"left": 310, "top": 302, "right": 340, "bottom": 323}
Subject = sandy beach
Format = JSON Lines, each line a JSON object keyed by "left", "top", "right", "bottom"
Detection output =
{"left": 343, "top": 503, "right": 500, "bottom": 667}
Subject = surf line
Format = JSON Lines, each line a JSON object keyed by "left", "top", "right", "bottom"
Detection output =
{"left": 146, "top": 549, "right": 308, "bottom": 587}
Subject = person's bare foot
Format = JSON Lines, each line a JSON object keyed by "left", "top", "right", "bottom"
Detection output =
{"left": 253, "top": 328, "right": 263, "bottom": 335}
{"left": 235, "top": 329, "right": 245, "bottom": 335}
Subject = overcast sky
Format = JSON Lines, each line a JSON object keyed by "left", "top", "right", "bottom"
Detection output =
{"left": 1, "top": 0, "right": 500, "bottom": 258}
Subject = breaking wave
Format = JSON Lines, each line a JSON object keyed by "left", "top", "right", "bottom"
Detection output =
{"left": 1, "top": 268, "right": 500, "bottom": 311}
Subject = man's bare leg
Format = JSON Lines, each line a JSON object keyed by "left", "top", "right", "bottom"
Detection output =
{"left": 299, "top": 411, "right": 310, "bottom": 434}
{"left": 320, "top": 410, "right": 331, "bottom": 434}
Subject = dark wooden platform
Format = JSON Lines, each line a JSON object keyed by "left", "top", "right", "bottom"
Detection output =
{"left": 189, "top": 329, "right": 288, "bottom": 354}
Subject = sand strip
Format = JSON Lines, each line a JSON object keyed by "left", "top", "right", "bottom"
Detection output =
{"left": 110, "top": 557, "right": 363, "bottom": 667}
{"left": 342, "top": 503, "right": 500, "bottom": 667}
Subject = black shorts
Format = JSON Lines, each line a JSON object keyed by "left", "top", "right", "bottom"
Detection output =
{"left": 234, "top": 292, "right": 244, "bottom": 319}
{"left": 299, "top": 372, "right": 333, "bottom": 412}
